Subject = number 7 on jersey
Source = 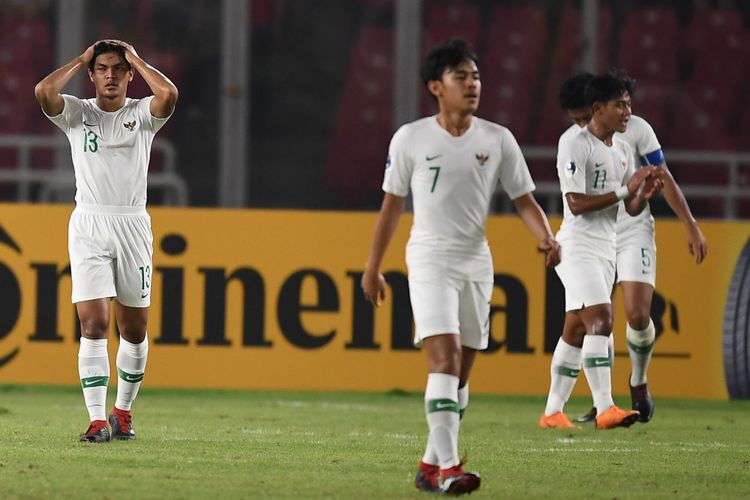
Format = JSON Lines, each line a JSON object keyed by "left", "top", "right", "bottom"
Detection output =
{"left": 429, "top": 166, "right": 440, "bottom": 193}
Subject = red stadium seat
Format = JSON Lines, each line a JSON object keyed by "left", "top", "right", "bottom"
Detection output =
{"left": 325, "top": 27, "right": 394, "bottom": 204}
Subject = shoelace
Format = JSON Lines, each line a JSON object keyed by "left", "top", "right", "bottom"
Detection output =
{"left": 115, "top": 411, "right": 132, "bottom": 429}
{"left": 85, "top": 421, "right": 106, "bottom": 434}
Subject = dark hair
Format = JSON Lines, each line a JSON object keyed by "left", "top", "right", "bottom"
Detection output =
{"left": 88, "top": 41, "right": 130, "bottom": 71}
{"left": 607, "top": 68, "right": 636, "bottom": 97}
{"left": 584, "top": 71, "right": 634, "bottom": 107}
{"left": 420, "top": 37, "right": 479, "bottom": 87}
{"left": 559, "top": 72, "right": 594, "bottom": 110}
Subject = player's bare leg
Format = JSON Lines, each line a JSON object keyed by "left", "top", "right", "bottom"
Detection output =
{"left": 76, "top": 298, "right": 112, "bottom": 442}
{"left": 620, "top": 281, "right": 656, "bottom": 422}
{"left": 109, "top": 303, "right": 150, "bottom": 440}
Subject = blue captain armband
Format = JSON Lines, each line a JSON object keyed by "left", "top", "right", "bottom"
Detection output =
{"left": 640, "top": 149, "right": 666, "bottom": 166}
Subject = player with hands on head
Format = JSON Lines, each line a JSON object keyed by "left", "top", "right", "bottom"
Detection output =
{"left": 35, "top": 39, "right": 177, "bottom": 442}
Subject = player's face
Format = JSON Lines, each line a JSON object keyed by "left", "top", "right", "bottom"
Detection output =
{"left": 597, "top": 91, "right": 631, "bottom": 133}
{"left": 567, "top": 107, "right": 592, "bottom": 128}
{"left": 435, "top": 60, "right": 480, "bottom": 115}
{"left": 89, "top": 52, "right": 133, "bottom": 99}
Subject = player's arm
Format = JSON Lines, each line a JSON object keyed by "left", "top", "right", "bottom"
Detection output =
{"left": 111, "top": 40, "right": 178, "bottom": 118}
{"left": 512, "top": 193, "right": 560, "bottom": 267}
{"left": 34, "top": 44, "right": 95, "bottom": 116}
{"left": 361, "top": 193, "right": 406, "bottom": 307}
{"left": 657, "top": 164, "right": 707, "bottom": 263}
{"left": 567, "top": 166, "right": 658, "bottom": 215}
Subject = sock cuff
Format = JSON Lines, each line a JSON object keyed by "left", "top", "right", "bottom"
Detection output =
{"left": 425, "top": 373, "right": 459, "bottom": 401}
{"left": 554, "top": 338, "right": 582, "bottom": 366}
{"left": 118, "top": 334, "right": 149, "bottom": 358}
{"left": 626, "top": 320, "right": 655, "bottom": 346}
{"left": 582, "top": 334, "right": 610, "bottom": 356}
{"left": 458, "top": 384, "right": 469, "bottom": 411}
{"left": 79, "top": 337, "right": 108, "bottom": 357}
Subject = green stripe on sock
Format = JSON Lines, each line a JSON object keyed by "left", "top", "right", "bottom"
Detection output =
{"left": 459, "top": 407, "right": 466, "bottom": 420}
{"left": 426, "top": 399, "right": 459, "bottom": 414}
{"left": 627, "top": 340, "right": 654, "bottom": 354}
{"left": 80, "top": 376, "right": 109, "bottom": 388}
{"left": 583, "top": 357, "right": 611, "bottom": 368}
{"left": 118, "top": 368, "right": 144, "bottom": 383}
{"left": 554, "top": 366, "right": 580, "bottom": 377}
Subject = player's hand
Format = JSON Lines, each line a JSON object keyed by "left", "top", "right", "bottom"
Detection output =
{"left": 106, "top": 39, "right": 139, "bottom": 61}
{"left": 539, "top": 236, "right": 561, "bottom": 268}
{"left": 627, "top": 167, "right": 653, "bottom": 194}
{"left": 641, "top": 174, "right": 664, "bottom": 200}
{"left": 686, "top": 223, "right": 707, "bottom": 264}
{"left": 80, "top": 43, "right": 96, "bottom": 64}
{"left": 361, "top": 270, "right": 387, "bottom": 307}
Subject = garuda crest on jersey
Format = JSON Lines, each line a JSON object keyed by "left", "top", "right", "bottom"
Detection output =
{"left": 475, "top": 151, "right": 490, "bottom": 167}
{"left": 124, "top": 121, "right": 136, "bottom": 132}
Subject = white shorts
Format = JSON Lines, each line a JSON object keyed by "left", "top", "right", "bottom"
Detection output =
{"left": 409, "top": 278, "right": 493, "bottom": 350}
{"left": 555, "top": 255, "right": 616, "bottom": 311}
{"left": 616, "top": 226, "right": 656, "bottom": 286}
{"left": 68, "top": 205, "right": 153, "bottom": 307}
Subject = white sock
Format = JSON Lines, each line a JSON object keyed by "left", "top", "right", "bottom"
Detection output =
{"left": 590, "top": 333, "right": 615, "bottom": 409}
{"left": 78, "top": 337, "right": 109, "bottom": 422}
{"left": 545, "top": 338, "right": 582, "bottom": 416}
{"left": 114, "top": 335, "right": 149, "bottom": 411}
{"left": 458, "top": 383, "right": 469, "bottom": 420}
{"left": 424, "top": 373, "right": 460, "bottom": 469}
{"left": 423, "top": 382, "right": 467, "bottom": 466}
{"left": 582, "top": 335, "right": 614, "bottom": 415}
{"left": 627, "top": 320, "right": 655, "bottom": 386}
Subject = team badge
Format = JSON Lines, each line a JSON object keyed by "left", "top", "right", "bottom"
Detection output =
{"left": 124, "top": 121, "right": 136, "bottom": 132}
{"left": 475, "top": 151, "right": 489, "bottom": 166}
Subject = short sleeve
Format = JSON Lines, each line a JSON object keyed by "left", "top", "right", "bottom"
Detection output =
{"left": 137, "top": 95, "right": 172, "bottom": 133}
{"left": 633, "top": 117, "right": 664, "bottom": 166}
{"left": 44, "top": 94, "right": 81, "bottom": 134}
{"left": 557, "top": 135, "right": 588, "bottom": 195}
{"left": 381, "top": 125, "right": 414, "bottom": 197}
{"left": 622, "top": 143, "right": 636, "bottom": 186}
{"left": 497, "top": 129, "right": 535, "bottom": 200}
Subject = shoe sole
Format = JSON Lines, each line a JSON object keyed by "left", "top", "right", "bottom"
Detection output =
{"left": 443, "top": 476, "right": 481, "bottom": 495}
{"left": 597, "top": 412, "right": 640, "bottom": 430}
{"left": 79, "top": 432, "right": 110, "bottom": 443}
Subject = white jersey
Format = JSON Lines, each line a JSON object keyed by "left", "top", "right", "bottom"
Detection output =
{"left": 556, "top": 126, "right": 636, "bottom": 259}
{"left": 45, "top": 94, "right": 170, "bottom": 207}
{"left": 383, "top": 115, "right": 535, "bottom": 281}
{"left": 615, "top": 114, "right": 663, "bottom": 234}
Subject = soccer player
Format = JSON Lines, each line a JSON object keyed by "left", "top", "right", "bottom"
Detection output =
{"left": 546, "top": 72, "right": 708, "bottom": 426}
{"left": 361, "top": 38, "right": 560, "bottom": 494}
{"left": 538, "top": 73, "right": 663, "bottom": 430}
{"left": 35, "top": 40, "right": 178, "bottom": 442}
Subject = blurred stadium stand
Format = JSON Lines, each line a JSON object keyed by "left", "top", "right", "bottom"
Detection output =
{"left": 1, "top": 0, "right": 749, "bottom": 216}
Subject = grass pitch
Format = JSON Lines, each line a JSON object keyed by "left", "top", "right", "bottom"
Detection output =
{"left": 1, "top": 385, "right": 749, "bottom": 499}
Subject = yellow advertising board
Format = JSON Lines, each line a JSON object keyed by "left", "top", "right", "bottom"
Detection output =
{"left": 0, "top": 203, "right": 745, "bottom": 399}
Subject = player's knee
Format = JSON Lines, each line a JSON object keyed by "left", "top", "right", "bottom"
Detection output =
{"left": 118, "top": 318, "right": 147, "bottom": 341}
{"left": 79, "top": 317, "right": 109, "bottom": 338}
{"left": 429, "top": 350, "right": 461, "bottom": 376}
{"left": 627, "top": 312, "right": 651, "bottom": 331}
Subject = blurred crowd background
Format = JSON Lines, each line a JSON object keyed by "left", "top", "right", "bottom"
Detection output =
{"left": 1, "top": 0, "right": 749, "bottom": 217}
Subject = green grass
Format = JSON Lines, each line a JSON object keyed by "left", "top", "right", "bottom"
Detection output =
{"left": 1, "top": 385, "right": 749, "bottom": 499}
